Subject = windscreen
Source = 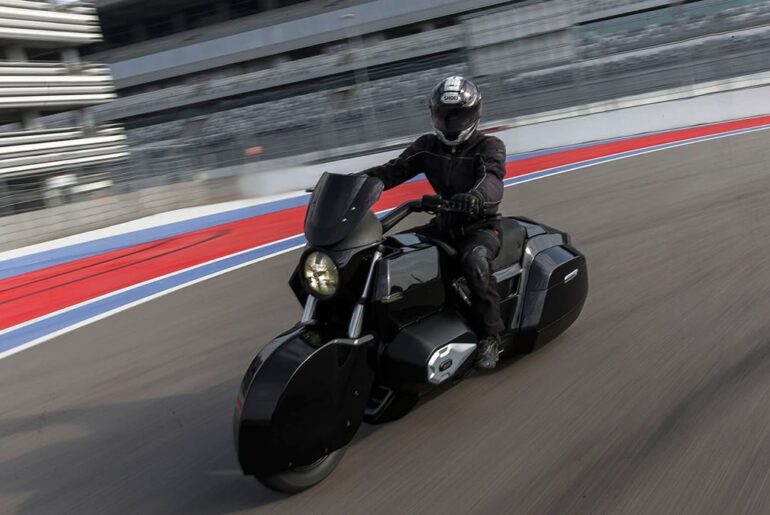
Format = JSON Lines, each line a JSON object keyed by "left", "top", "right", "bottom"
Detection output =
{"left": 304, "top": 172, "right": 384, "bottom": 247}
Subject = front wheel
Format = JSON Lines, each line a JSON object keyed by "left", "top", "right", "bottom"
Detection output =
{"left": 255, "top": 446, "right": 348, "bottom": 494}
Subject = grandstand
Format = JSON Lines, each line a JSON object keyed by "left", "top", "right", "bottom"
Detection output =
{"left": 0, "top": 0, "right": 127, "bottom": 215}
{"left": 22, "top": 0, "right": 770, "bottom": 191}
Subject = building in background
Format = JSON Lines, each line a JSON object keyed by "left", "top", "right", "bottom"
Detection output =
{"left": 78, "top": 0, "right": 492, "bottom": 173}
{"left": 61, "top": 0, "right": 770, "bottom": 170}
{"left": 4, "top": 0, "right": 770, "bottom": 215}
{"left": 0, "top": 0, "right": 127, "bottom": 215}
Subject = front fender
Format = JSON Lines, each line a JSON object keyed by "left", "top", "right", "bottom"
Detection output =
{"left": 234, "top": 325, "right": 375, "bottom": 475}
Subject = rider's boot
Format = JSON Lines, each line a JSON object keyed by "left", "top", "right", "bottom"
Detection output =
{"left": 475, "top": 335, "right": 501, "bottom": 370}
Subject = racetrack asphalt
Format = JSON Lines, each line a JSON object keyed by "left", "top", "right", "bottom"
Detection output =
{"left": 2, "top": 130, "right": 770, "bottom": 514}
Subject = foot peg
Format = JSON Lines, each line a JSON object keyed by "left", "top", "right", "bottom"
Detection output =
{"left": 364, "top": 385, "right": 394, "bottom": 422}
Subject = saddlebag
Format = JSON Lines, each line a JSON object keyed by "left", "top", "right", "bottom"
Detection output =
{"left": 518, "top": 245, "right": 588, "bottom": 353}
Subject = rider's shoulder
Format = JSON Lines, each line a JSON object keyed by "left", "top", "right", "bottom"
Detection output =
{"left": 479, "top": 133, "right": 506, "bottom": 152}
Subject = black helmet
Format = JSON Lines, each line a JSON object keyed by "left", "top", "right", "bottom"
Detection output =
{"left": 429, "top": 76, "right": 482, "bottom": 146}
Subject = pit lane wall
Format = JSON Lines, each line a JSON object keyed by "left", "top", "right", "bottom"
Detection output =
{"left": 2, "top": 71, "right": 770, "bottom": 252}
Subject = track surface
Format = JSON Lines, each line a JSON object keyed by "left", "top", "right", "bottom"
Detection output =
{"left": 3, "top": 131, "right": 770, "bottom": 514}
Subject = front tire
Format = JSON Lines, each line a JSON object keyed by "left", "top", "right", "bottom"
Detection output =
{"left": 255, "top": 446, "right": 348, "bottom": 494}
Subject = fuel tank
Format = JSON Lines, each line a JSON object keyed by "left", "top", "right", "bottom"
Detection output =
{"left": 371, "top": 237, "right": 445, "bottom": 340}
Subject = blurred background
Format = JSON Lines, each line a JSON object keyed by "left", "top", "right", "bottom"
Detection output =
{"left": 2, "top": 0, "right": 770, "bottom": 247}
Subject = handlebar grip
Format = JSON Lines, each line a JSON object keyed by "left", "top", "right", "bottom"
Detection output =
{"left": 421, "top": 195, "right": 443, "bottom": 211}
{"left": 421, "top": 195, "right": 467, "bottom": 214}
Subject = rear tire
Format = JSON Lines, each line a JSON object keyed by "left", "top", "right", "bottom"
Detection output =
{"left": 255, "top": 446, "right": 348, "bottom": 494}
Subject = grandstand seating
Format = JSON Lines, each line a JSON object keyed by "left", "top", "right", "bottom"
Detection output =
{"left": 91, "top": 25, "right": 464, "bottom": 122}
{"left": 120, "top": 23, "right": 770, "bottom": 163}
{"left": 513, "top": 26, "right": 770, "bottom": 93}
{"left": 124, "top": 63, "right": 460, "bottom": 160}
{"left": 579, "top": 0, "right": 770, "bottom": 58}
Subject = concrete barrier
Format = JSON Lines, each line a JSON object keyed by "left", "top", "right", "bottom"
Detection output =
{"left": 0, "top": 182, "right": 208, "bottom": 251}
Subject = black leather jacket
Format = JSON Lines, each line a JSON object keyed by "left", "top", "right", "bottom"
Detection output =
{"left": 363, "top": 131, "right": 506, "bottom": 220}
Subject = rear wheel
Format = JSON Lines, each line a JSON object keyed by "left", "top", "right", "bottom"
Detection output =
{"left": 255, "top": 446, "right": 348, "bottom": 494}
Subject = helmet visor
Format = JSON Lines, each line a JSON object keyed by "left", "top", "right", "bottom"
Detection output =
{"left": 431, "top": 106, "right": 479, "bottom": 138}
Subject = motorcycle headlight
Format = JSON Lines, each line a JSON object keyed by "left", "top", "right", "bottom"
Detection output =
{"left": 302, "top": 251, "right": 339, "bottom": 298}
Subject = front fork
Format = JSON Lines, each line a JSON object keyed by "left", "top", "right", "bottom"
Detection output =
{"left": 300, "top": 249, "right": 383, "bottom": 340}
{"left": 301, "top": 295, "right": 317, "bottom": 324}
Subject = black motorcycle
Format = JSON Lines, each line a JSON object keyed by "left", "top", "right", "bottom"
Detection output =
{"left": 234, "top": 172, "right": 588, "bottom": 493}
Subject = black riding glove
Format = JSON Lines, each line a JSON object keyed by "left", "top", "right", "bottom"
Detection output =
{"left": 448, "top": 193, "right": 482, "bottom": 217}
{"left": 437, "top": 193, "right": 483, "bottom": 231}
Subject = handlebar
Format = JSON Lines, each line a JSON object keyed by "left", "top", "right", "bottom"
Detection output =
{"left": 380, "top": 195, "right": 465, "bottom": 233}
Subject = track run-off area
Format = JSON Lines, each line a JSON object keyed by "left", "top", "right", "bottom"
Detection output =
{"left": 2, "top": 122, "right": 770, "bottom": 513}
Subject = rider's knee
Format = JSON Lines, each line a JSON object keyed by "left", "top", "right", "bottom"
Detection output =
{"left": 461, "top": 245, "right": 491, "bottom": 288}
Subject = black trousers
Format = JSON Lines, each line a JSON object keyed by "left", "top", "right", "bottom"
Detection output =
{"left": 414, "top": 222, "right": 505, "bottom": 338}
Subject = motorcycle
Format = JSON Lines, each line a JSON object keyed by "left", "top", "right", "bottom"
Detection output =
{"left": 234, "top": 172, "right": 588, "bottom": 493}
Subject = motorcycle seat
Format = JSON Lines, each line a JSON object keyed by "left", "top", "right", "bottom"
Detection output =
{"left": 492, "top": 218, "right": 526, "bottom": 271}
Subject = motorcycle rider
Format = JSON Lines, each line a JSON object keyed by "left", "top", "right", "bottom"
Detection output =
{"left": 360, "top": 76, "right": 506, "bottom": 369}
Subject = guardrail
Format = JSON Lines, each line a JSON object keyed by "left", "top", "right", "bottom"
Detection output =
{"left": 0, "top": 0, "right": 102, "bottom": 45}
{"left": 0, "top": 125, "right": 128, "bottom": 178}
{"left": 0, "top": 62, "right": 116, "bottom": 109}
